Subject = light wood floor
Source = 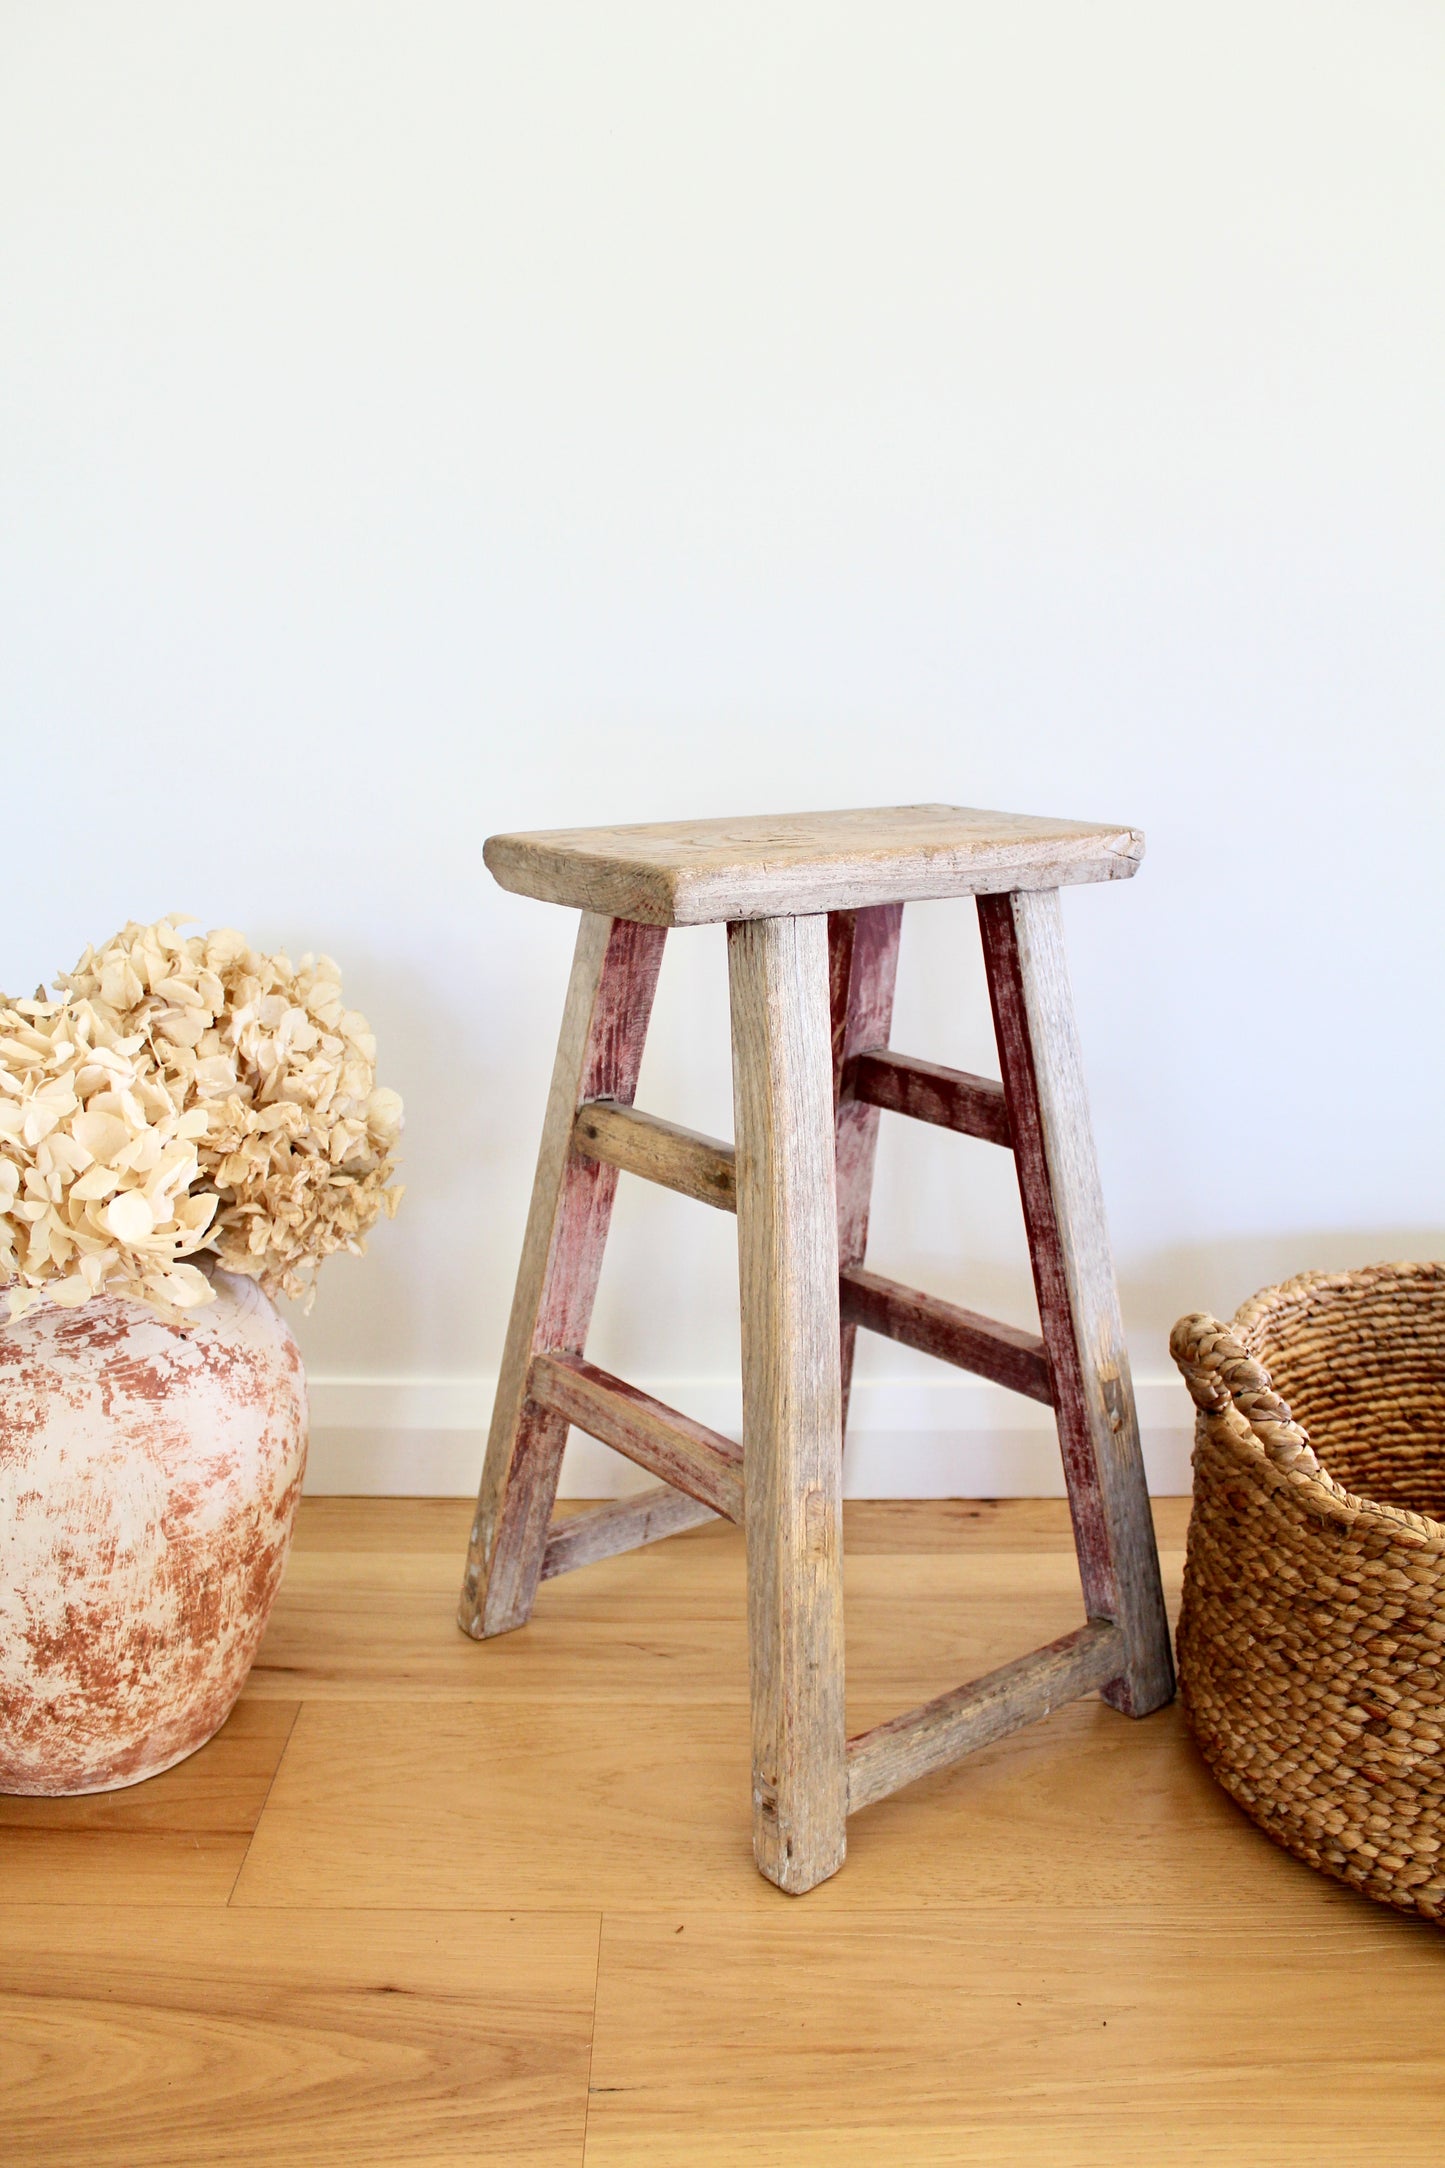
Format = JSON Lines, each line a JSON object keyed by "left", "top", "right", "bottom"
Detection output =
{"left": 5, "top": 1497, "right": 1443, "bottom": 2165}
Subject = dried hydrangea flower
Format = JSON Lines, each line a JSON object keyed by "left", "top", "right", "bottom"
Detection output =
{"left": 0, "top": 994, "right": 217, "bottom": 1322}
{"left": 1, "top": 917, "right": 403, "bottom": 1322}
{"left": 57, "top": 918, "right": 403, "bottom": 1311}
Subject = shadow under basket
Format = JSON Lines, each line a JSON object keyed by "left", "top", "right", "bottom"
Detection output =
{"left": 1172, "top": 1261, "right": 1445, "bottom": 1922}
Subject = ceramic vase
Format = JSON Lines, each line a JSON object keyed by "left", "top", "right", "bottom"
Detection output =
{"left": 0, "top": 1270, "right": 307, "bottom": 1794}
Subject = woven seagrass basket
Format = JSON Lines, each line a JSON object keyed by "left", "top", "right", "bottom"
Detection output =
{"left": 1171, "top": 1261, "right": 1445, "bottom": 1920}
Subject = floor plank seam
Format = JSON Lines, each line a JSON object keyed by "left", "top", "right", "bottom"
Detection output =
{"left": 225, "top": 1700, "right": 301, "bottom": 1908}
{"left": 580, "top": 1911, "right": 605, "bottom": 2166}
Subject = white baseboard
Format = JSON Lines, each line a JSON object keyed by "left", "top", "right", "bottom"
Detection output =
{"left": 303, "top": 1372, "right": 1195, "bottom": 1497}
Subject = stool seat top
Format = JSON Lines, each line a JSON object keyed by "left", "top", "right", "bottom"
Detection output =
{"left": 484, "top": 803, "right": 1143, "bottom": 926}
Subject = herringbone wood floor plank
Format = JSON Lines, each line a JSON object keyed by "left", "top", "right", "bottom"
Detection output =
{"left": 4, "top": 1498, "right": 1440, "bottom": 2167}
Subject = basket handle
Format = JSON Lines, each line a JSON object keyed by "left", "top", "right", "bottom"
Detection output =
{"left": 1169, "top": 1312, "right": 1317, "bottom": 1474}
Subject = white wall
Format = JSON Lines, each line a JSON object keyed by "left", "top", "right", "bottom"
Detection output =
{"left": 3, "top": 3, "right": 1442, "bottom": 1494}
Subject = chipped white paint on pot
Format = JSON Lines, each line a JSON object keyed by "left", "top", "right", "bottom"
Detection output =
{"left": 0, "top": 1270, "right": 307, "bottom": 1794}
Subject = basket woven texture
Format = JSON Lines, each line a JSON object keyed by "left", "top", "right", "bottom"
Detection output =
{"left": 1171, "top": 1261, "right": 1445, "bottom": 1920}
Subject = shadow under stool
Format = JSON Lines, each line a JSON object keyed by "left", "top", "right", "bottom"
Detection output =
{"left": 458, "top": 803, "right": 1175, "bottom": 1894}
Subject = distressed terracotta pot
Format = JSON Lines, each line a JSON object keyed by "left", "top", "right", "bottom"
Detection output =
{"left": 0, "top": 1270, "right": 307, "bottom": 1794}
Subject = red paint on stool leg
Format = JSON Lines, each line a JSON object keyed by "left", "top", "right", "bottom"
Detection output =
{"left": 828, "top": 905, "right": 903, "bottom": 1434}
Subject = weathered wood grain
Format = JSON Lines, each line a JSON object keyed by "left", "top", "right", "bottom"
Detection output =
{"left": 729, "top": 911, "right": 847, "bottom": 1894}
{"left": 844, "top": 1047, "right": 1012, "bottom": 1146}
{"left": 485, "top": 805, "right": 1145, "bottom": 925}
{"left": 845, "top": 1619, "right": 1127, "bottom": 1813}
{"left": 528, "top": 1354, "right": 743, "bottom": 1522}
{"left": 571, "top": 1099, "right": 737, "bottom": 1211}
{"left": 839, "top": 1264, "right": 1054, "bottom": 1404}
{"left": 459, "top": 913, "right": 665, "bottom": 1640}
{"left": 978, "top": 888, "right": 1174, "bottom": 1718}
{"left": 539, "top": 1487, "right": 718, "bottom": 1581}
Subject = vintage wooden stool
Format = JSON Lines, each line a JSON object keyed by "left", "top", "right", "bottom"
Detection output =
{"left": 459, "top": 804, "right": 1174, "bottom": 1893}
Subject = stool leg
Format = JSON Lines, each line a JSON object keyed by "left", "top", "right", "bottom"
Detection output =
{"left": 458, "top": 912, "right": 666, "bottom": 1640}
{"left": 729, "top": 913, "right": 848, "bottom": 1894}
{"left": 979, "top": 888, "right": 1175, "bottom": 1718}
{"left": 828, "top": 905, "right": 903, "bottom": 1433}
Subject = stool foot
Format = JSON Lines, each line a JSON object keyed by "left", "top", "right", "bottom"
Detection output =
{"left": 730, "top": 913, "right": 848, "bottom": 1893}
